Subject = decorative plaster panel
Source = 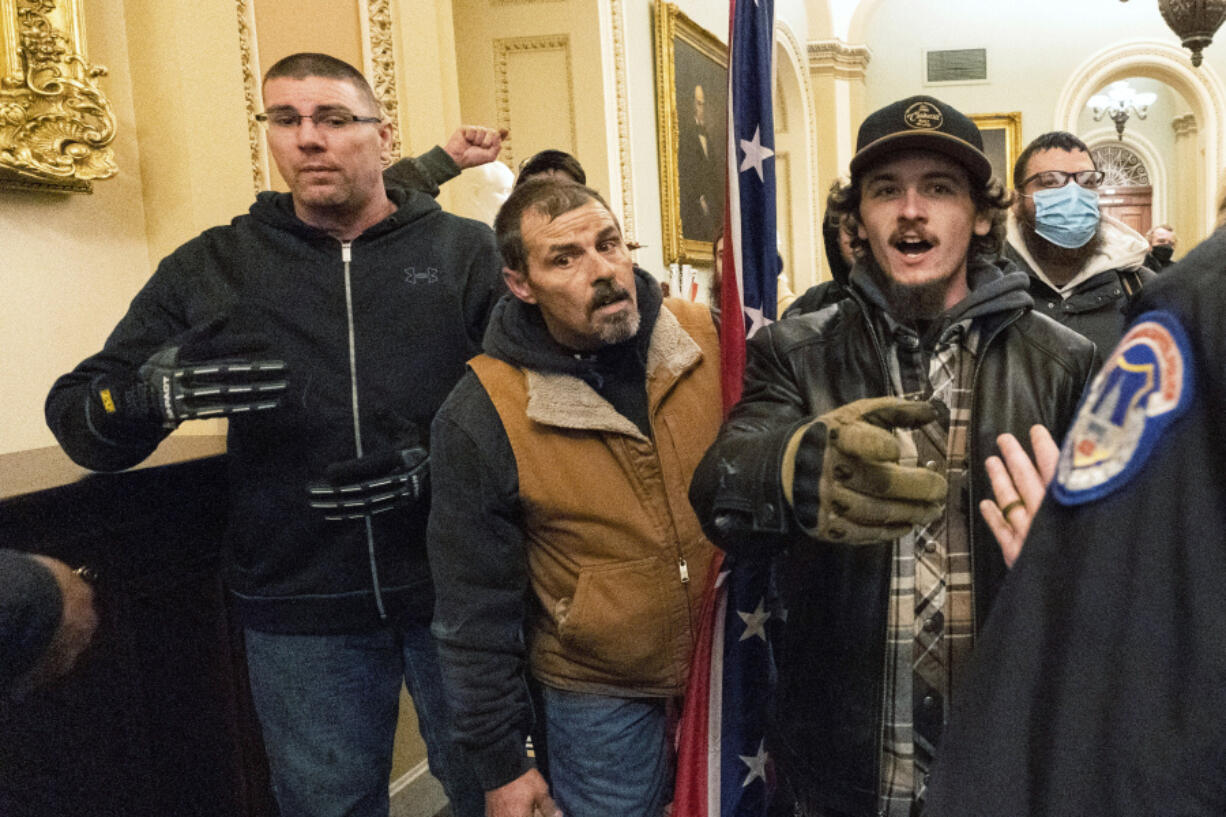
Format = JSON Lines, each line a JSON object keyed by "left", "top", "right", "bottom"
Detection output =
{"left": 493, "top": 34, "right": 575, "bottom": 169}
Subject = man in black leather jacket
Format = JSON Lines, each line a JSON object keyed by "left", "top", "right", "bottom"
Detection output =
{"left": 689, "top": 95, "right": 1097, "bottom": 817}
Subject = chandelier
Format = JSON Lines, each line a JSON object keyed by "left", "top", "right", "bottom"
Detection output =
{"left": 1088, "top": 81, "right": 1158, "bottom": 139}
{"left": 1124, "top": 0, "right": 1226, "bottom": 66}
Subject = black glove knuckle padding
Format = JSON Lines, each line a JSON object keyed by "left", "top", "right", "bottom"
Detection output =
{"left": 308, "top": 446, "right": 430, "bottom": 521}
{"left": 138, "top": 320, "right": 288, "bottom": 427}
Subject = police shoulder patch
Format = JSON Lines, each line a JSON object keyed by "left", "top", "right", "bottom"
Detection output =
{"left": 1053, "top": 310, "right": 1194, "bottom": 505}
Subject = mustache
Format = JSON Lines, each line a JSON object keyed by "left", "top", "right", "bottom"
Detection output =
{"left": 889, "top": 225, "right": 938, "bottom": 246}
{"left": 588, "top": 280, "right": 632, "bottom": 313}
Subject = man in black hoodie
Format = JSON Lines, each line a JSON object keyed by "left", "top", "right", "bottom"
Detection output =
{"left": 44, "top": 53, "right": 500, "bottom": 817}
{"left": 689, "top": 95, "right": 1096, "bottom": 817}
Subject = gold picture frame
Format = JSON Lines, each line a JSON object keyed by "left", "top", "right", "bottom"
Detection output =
{"left": 0, "top": 0, "right": 117, "bottom": 193}
{"left": 654, "top": 2, "right": 726, "bottom": 264}
{"left": 970, "top": 112, "right": 1023, "bottom": 189}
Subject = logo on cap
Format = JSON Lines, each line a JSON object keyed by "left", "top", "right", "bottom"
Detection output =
{"left": 903, "top": 101, "right": 943, "bottom": 130}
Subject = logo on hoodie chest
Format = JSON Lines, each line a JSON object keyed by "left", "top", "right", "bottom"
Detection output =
{"left": 403, "top": 267, "right": 440, "bottom": 285}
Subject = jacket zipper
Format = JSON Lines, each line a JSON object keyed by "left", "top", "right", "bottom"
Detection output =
{"left": 341, "top": 240, "right": 387, "bottom": 620}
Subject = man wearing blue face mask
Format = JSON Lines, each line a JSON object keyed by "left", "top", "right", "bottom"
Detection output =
{"left": 1004, "top": 132, "right": 1153, "bottom": 359}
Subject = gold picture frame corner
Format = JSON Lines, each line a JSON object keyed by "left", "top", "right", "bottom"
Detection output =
{"left": 969, "top": 111, "right": 1023, "bottom": 189}
{"left": 0, "top": 0, "right": 118, "bottom": 193}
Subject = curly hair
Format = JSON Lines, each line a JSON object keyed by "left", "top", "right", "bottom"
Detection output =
{"left": 825, "top": 166, "right": 1013, "bottom": 265}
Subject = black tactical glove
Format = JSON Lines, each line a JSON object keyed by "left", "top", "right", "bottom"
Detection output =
{"left": 92, "top": 318, "right": 287, "bottom": 431}
{"left": 780, "top": 396, "right": 948, "bottom": 544}
{"left": 307, "top": 446, "right": 429, "bottom": 520}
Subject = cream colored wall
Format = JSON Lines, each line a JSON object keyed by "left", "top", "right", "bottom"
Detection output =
{"left": 124, "top": 0, "right": 255, "bottom": 262}
{"left": 393, "top": 0, "right": 464, "bottom": 214}
{"left": 0, "top": 0, "right": 151, "bottom": 455}
{"left": 862, "top": 0, "right": 1226, "bottom": 141}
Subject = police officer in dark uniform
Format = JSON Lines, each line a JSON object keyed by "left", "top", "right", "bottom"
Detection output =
{"left": 927, "top": 225, "right": 1226, "bottom": 817}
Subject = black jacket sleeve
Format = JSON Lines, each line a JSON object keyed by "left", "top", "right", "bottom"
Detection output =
{"left": 0, "top": 550, "right": 62, "bottom": 692}
{"left": 460, "top": 228, "right": 507, "bottom": 350}
{"left": 427, "top": 373, "right": 534, "bottom": 792}
{"left": 689, "top": 324, "right": 819, "bottom": 559}
{"left": 43, "top": 253, "right": 207, "bottom": 471}
{"left": 382, "top": 147, "right": 462, "bottom": 198}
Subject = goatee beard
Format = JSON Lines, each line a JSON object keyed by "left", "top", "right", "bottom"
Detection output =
{"left": 867, "top": 262, "right": 951, "bottom": 321}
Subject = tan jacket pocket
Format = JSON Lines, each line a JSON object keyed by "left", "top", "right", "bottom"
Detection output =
{"left": 556, "top": 557, "right": 673, "bottom": 683}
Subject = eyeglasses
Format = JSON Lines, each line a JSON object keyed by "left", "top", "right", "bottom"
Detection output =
{"left": 255, "top": 110, "right": 383, "bottom": 131}
{"left": 1019, "top": 169, "right": 1106, "bottom": 192}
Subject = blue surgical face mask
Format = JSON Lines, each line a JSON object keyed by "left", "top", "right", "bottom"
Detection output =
{"left": 1031, "top": 183, "right": 1100, "bottom": 249}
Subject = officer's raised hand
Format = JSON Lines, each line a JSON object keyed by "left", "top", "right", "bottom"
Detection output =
{"left": 781, "top": 396, "right": 948, "bottom": 544}
{"left": 91, "top": 316, "right": 287, "bottom": 431}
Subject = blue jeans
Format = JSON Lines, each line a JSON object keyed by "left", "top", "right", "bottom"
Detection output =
{"left": 244, "top": 624, "right": 484, "bottom": 817}
{"left": 538, "top": 685, "right": 673, "bottom": 817}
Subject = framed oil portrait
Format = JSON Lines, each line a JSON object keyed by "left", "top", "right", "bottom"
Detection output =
{"left": 969, "top": 112, "right": 1022, "bottom": 189}
{"left": 654, "top": 3, "right": 727, "bottom": 264}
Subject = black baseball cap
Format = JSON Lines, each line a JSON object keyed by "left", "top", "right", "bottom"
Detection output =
{"left": 849, "top": 95, "right": 992, "bottom": 185}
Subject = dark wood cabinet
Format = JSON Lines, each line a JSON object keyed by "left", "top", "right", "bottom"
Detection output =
{"left": 0, "top": 442, "right": 277, "bottom": 817}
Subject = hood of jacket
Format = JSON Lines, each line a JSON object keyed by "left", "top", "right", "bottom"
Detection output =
{"left": 482, "top": 265, "right": 664, "bottom": 384}
{"left": 247, "top": 185, "right": 443, "bottom": 241}
{"left": 1006, "top": 210, "right": 1150, "bottom": 293}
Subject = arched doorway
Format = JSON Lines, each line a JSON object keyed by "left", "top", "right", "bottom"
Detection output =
{"left": 1091, "top": 142, "right": 1153, "bottom": 235}
{"left": 1055, "top": 39, "right": 1226, "bottom": 244}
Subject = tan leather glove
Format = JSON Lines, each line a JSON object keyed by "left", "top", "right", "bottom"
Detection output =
{"left": 781, "top": 396, "right": 948, "bottom": 544}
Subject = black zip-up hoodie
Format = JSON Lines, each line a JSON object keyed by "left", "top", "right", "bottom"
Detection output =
{"left": 46, "top": 188, "right": 504, "bottom": 633}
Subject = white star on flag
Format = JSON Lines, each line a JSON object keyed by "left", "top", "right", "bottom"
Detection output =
{"left": 737, "top": 597, "right": 771, "bottom": 642}
{"left": 743, "top": 305, "right": 766, "bottom": 338}
{"left": 739, "top": 739, "right": 769, "bottom": 787}
{"left": 739, "top": 126, "right": 775, "bottom": 182}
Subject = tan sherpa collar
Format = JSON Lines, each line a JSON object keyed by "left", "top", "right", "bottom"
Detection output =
{"left": 523, "top": 303, "right": 704, "bottom": 440}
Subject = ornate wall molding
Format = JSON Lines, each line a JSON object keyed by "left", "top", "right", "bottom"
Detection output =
{"left": 0, "top": 0, "right": 117, "bottom": 192}
{"left": 493, "top": 34, "right": 575, "bottom": 169}
{"left": 235, "top": 0, "right": 268, "bottom": 194}
{"left": 1173, "top": 111, "right": 1198, "bottom": 135}
{"left": 362, "top": 0, "right": 401, "bottom": 159}
{"left": 608, "top": 0, "right": 634, "bottom": 239}
{"left": 806, "top": 38, "right": 870, "bottom": 81}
